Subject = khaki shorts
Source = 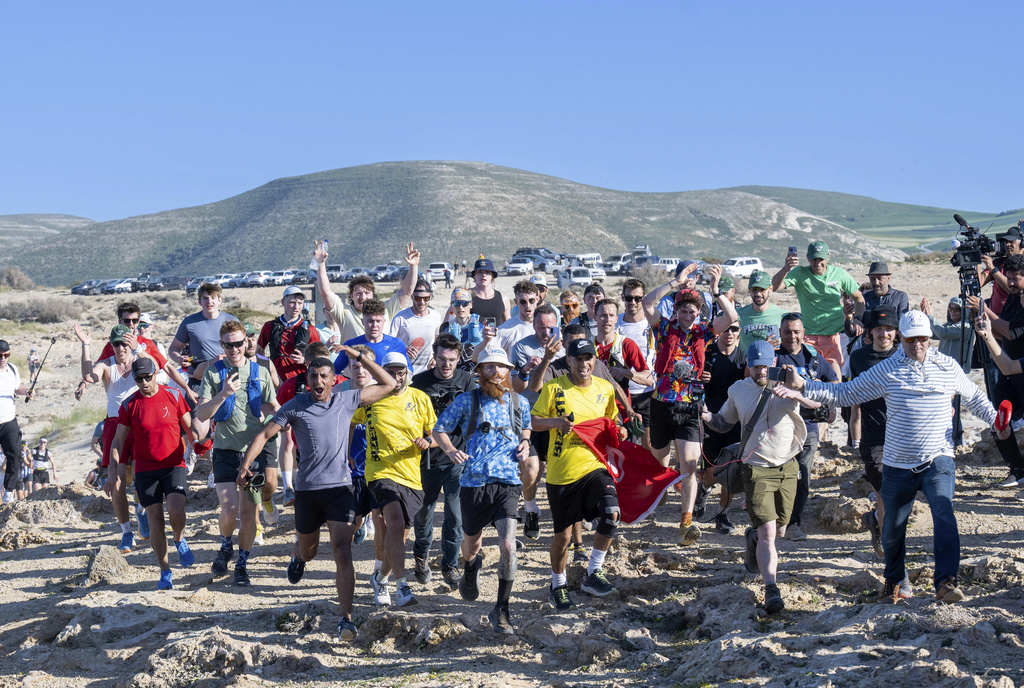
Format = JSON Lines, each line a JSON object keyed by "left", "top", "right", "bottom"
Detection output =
{"left": 742, "top": 459, "right": 798, "bottom": 529}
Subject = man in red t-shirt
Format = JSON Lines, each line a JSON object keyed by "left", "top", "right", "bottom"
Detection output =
{"left": 592, "top": 299, "right": 652, "bottom": 421}
{"left": 112, "top": 358, "right": 196, "bottom": 590}
{"left": 257, "top": 286, "right": 322, "bottom": 382}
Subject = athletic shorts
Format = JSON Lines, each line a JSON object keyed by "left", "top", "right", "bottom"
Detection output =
{"left": 860, "top": 444, "right": 884, "bottom": 492}
{"left": 101, "top": 416, "right": 135, "bottom": 468}
{"left": 630, "top": 391, "right": 652, "bottom": 428}
{"left": 294, "top": 485, "right": 356, "bottom": 534}
{"left": 211, "top": 445, "right": 276, "bottom": 485}
{"left": 701, "top": 422, "right": 740, "bottom": 468}
{"left": 351, "top": 475, "right": 377, "bottom": 518}
{"left": 460, "top": 483, "right": 522, "bottom": 537}
{"left": 546, "top": 468, "right": 618, "bottom": 534}
{"left": 742, "top": 459, "right": 798, "bottom": 529}
{"left": 368, "top": 478, "right": 423, "bottom": 529}
{"left": 650, "top": 398, "right": 702, "bottom": 449}
{"left": 136, "top": 466, "right": 188, "bottom": 508}
{"left": 804, "top": 334, "right": 844, "bottom": 371}
{"left": 531, "top": 430, "right": 550, "bottom": 462}
{"left": 32, "top": 469, "right": 50, "bottom": 485}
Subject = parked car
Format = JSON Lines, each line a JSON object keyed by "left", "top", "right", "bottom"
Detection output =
{"left": 506, "top": 256, "right": 535, "bottom": 276}
{"left": 343, "top": 267, "right": 372, "bottom": 282}
{"left": 186, "top": 277, "right": 215, "bottom": 296}
{"left": 130, "top": 274, "right": 156, "bottom": 292}
{"left": 649, "top": 258, "right": 682, "bottom": 273}
{"left": 71, "top": 278, "right": 104, "bottom": 295}
{"left": 245, "top": 271, "right": 275, "bottom": 288}
{"left": 368, "top": 265, "right": 394, "bottom": 281}
{"left": 557, "top": 268, "right": 604, "bottom": 290}
{"left": 325, "top": 264, "right": 347, "bottom": 282}
{"left": 426, "top": 262, "right": 453, "bottom": 283}
{"left": 290, "top": 269, "right": 316, "bottom": 285}
{"left": 269, "top": 270, "right": 296, "bottom": 286}
{"left": 149, "top": 275, "right": 189, "bottom": 291}
{"left": 721, "top": 256, "right": 764, "bottom": 280}
{"left": 632, "top": 244, "right": 652, "bottom": 258}
{"left": 102, "top": 278, "right": 134, "bottom": 294}
{"left": 602, "top": 253, "right": 633, "bottom": 276}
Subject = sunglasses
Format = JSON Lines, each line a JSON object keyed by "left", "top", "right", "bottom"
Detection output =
{"left": 413, "top": 295, "right": 432, "bottom": 302}
{"left": 120, "top": 318, "right": 140, "bottom": 325}
{"left": 517, "top": 298, "right": 537, "bottom": 306}
{"left": 221, "top": 340, "right": 245, "bottom": 349}
{"left": 134, "top": 374, "right": 155, "bottom": 383}
{"left": 0, "top": 353, "right": 10, "bottom": 359}
{"left": 562, "top": 301, "right": 580, "bottom": 308}
{"left": 452, "top": 300, "right": 470, "bottom": 308}
{"left": 726, "top": 326, "right": 741, "bottom": 333}
{"left": 905, "top": 336, "right": 929, "bottom": 344}
{"left": 622, "top": 295, "right": 643, "bottom": 303}
{"left": 112, "top": 341, "right": 130, "bottom": 349}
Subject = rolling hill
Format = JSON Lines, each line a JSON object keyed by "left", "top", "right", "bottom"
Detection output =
{"left": 2, "top": 162, "right": 1014, "bottom": 286}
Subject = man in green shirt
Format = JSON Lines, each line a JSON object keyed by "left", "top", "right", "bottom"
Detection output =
{"left": 735, "top": 271, "right": 786, "bottom": 352}
{"left": 772, "top": 241, "right": 864, "bottom": 376}
{"left": 196, "top": 320, "right": 279, "bottom": 587}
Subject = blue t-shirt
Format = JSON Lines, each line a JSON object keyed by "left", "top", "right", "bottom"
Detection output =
{"left": 334, "top": 334, "right": 410, "bottom": 375}
{"left": 350, "top": 424, "right": 367, "bottom": 478}
{"left": 434, "top": 389, "right": 531, "bottom": 488}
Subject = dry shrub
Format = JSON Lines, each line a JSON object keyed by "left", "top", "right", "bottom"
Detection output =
{"left": 1, "top": 267, "right": 34, "bottom": 290}
{"left": 0, "top": 297, "right": 83, "bottom": 323}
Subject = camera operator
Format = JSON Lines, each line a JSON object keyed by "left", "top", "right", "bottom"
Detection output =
{"left": 774, "top": 312, "right": 838, "bottom": 541}
{"left": 979, "top": 224, "right": 1024, "bottom": 318}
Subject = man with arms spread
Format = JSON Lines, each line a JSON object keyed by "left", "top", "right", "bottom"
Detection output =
{"left": 112, "top": 358, "right": 196, "bottom": 590}
{"left": 0, "top": 340, "right": 33, "bottom": 499}
{"left": 410, "top": 334, "right": 474, "bottom": 589}
{"left": 240, "top": 349, "right": 396, "bottom": 641}
{"left": 389, "top": 278, "right": 444, "bottom": 376}
{"left": 433, "top": 344, "right": 532, "bottom": 633}
{"left": 788, "top": 311, "right": 1006, "bottom": 605}
{"left": 532, "top": 339, "right": 624, "bottom": 611}
{"left": 771, "top": 241, "right": 865, "bottom": 376}
{"left": 736, "top": 271, "right": 785, "bottom": 352}
{"left": 354, "top": 351, "right": 437, "bottom": 607}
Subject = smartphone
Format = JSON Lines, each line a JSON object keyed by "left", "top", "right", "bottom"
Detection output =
{"left": 766, "top": 324, "right": 780, "bottom": 340}
{"left": 484, "top": 317, "right": 496, "bottom": 329}
{"left": 767, "top": 366, "right": 786, "bottom": 382}
{"left": 549, "top": 326, "right": 560, "bottom": 340}
{"left": 788, "top": 246, "right": 798, "bottom": 257}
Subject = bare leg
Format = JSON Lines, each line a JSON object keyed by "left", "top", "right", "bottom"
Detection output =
{"left": 520, "top": 455, "right": 540, "bottom": 502}
{"left": 677, "top": 440, "right": 701, "bottom": 520}
{"left": 550, "top": 526, "right": 572, "bottom": 575}
{"left": 215, "top": 483, "right": 239, "bottom": 539}
{"left": 756, "top": 520, "right": 779, "bottom": 584}
{"left": 166, "top": 493, "right": 186, "bottom": 541}
{"left": 327, "top": 521, "right": 357, "bottom": 618}
{"left": 112, "top": 463, "right": 131, "bottom": 526}
{"left": 381, "top": 501, "right": 408, "bottom": 580}
{"left": 146, "top": 503, "right": 169, "bottom": 569}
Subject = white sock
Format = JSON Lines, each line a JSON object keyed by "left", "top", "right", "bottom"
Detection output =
{"left": 373, "top": 559, "right": 384, "bottom": 574}
{"left": 551, "top": 571, "right": 567, "bottom": 589}
{"left": 281, "top": 471, "right": 292, "bottom": 490}
{"left": 587, "top": 548, "right": 607, "bottom": 576}
{"left": 120, "top": 521, "right": 132, "bottom": 534}
{"left": 525, "top": 499, "right": 539, "bottom": 514}
{"left": 289, "top": 469, "right": 298, "bottom": 488}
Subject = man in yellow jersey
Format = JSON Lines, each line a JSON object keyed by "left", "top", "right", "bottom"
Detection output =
{"left": 532, "top": 339, "right": 622, "bottom": 611}
{"left": 354, "top": 351, "right": 436, "bottom": 608}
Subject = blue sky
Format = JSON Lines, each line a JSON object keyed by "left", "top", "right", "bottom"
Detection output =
{"left": 1, "top": 1, "right": 1021, "bottom": 221}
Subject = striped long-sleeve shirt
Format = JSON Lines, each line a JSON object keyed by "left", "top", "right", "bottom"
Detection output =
{"left": 803, "top": 347, "right": 995, "bottom": 469}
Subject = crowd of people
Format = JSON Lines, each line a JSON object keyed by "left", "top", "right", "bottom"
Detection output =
{"left": 2, "top": 233, "right": 1023, "bottom": 639}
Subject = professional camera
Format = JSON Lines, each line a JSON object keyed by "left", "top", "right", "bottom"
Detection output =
{"left": 800, "top": 404, "right": 832, "bottom": 423}
{"left": 950, "top": 214, "right": 999, "bottom": 275}
{"left": 671, "top": 399, "right": 702, "bottom": 426}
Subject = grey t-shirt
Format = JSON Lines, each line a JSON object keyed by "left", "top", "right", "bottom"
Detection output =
{"left": 510, "top": 334, "right": 564, "bottom": 408}
{"left": 174, "top": 311, "right": 239, "bottom": 363}
{"left": 271, "top": 387, "right": 361, "bottom": 491}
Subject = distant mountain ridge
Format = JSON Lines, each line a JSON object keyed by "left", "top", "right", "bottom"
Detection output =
{"left": 2, "top": 161, "right": 1012, "bottom": 286}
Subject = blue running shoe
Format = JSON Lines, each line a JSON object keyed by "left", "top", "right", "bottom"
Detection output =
{"left": 137, "top": 508, "right": 150, "bottom": 541}
{"left": 119, "top": 531, "right": 134, "bottom": 554}
{"left": 176, "top": 538, "right": 194, "bottom": 567}
{"left": 353, "top": 523, "right": 367, "bottom": 545}
{"left": 158, "top": 569, "right": 173, "bottom": 590}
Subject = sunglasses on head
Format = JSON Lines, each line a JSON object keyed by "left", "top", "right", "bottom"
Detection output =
{"left": 221, "top": 340, "right": 245, "bottom": 349}
{"left": 134, "top": 374, "right": 154, "bottom": 383}
{"left": 622, "top": 295, "right": 643, "bottom": 303}
{"left": 452, "top": 300, "right": 470, "bottom": 308}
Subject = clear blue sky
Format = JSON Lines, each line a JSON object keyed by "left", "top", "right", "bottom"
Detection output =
{"left": 1, "top": 1, "right": 1021, "bottom": 222}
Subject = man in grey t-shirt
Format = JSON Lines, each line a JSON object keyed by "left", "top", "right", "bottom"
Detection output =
{"left": 240, "top": 350, "right": 396, "bottom": 642}
{"left": 169, "top": 283, "right": 239, "bottom": 393}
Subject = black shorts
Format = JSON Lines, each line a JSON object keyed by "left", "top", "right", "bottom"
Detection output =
{"left": 531, "top": 430, "right": 550, "bottom": 462}
{"left": 211, "top": 444, "right": 276, "bottom": 484}
{"left": 460, "top": 483, "right": 522, "bottom": 537}
{"left": 368, "top": 478, "right": 424, "bottom": 529}
{"left": 32, "top": 469, "right": 50, "bottom": 485}
{"left": 650, "top": 398, "right": 702, "bottom": 449}
{"left": 294, "top": 485, "right": 356, "bottom": 534}
{"left": 136, "top": 466, "right": 188, "bottom": 508}
{"left": 860, "top": 444, "right": 884, "bottom": 492}
{"left": 546, "top": 469, "right": 618, "bottom": 533}
{"left": 351, "top": 475, "right": 377, "bottom": 518}
{"left": 630, "top": 391, "right": 652, "bottom": 428}
{"left": 701, "top": 422, "right": 740, "bottom": 468}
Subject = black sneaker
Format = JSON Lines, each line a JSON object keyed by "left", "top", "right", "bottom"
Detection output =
{"left": 550, "top": 585, "right": 574, "bottom": 611}
{"left": 459, "top": 555, "right": 481, "bottom": 601}
{"left": 414, "top": 556, "right": 432, "bottom": 585}
{"left": 715, "top": 511, "right": 736, "bottom": 534}
{"left": 442, "top": 566, "right": 461, "bottom": 590}
{"left": 488, "top": 606, "right": 515, "bottom": 635}
{"left": 524, "top": 511, "right": 540, "bottom": 540}
{"left": 744, "top": 527, "right": 759, "bottom": 574}
{"left": 286, "top": 555, "right": 305, "bottom": 584}
{"left": 337, "top": 617, "right": 358, "bottom": 642}
{"left": 881, "top": 579, "right": 900, "bottom": 604}
{"left": 693, "top": 484, "right": 709, "bottom": 520}
{"left": 580, "top": 569, "right": 617, "bottom": 597}
{"left": 211, "top": 545, "right": 234, "bottom": 576}
{"left": 861, "top": 510, "right": 884, "bottom": 559}
{"left": 234, "top": 564, "right": 250, "bottom": 588}
{"left": 764, "top": 583, "right": 784, "bottom": 614}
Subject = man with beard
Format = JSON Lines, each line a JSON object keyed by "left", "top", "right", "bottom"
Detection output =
{"left": 735, "top": 271, "right": 785, "bottom": 352}
{"left": 772, "top": 241, "right": 865, "bottom": 377}
{"left": 432, "top": 345, "right": 532, "bottom": 634}
{"left": 846, "top": 262, "right": 909, "bottom": 338}
{"left": 410, "top": 334, "right": 474, "bottom": 589}
{"left": 111, "top": 358, "right": 195, "bottom": 590}
{"left": 617, "top": 278, "right": 656, "bottom": 450}
{"left": 532, "top": 339, "right": 624, "bottom": 611}
{"left": 354, "top": 351, "right": 436, "bottom": 607}
{"left": 703, "top": 341, "right": 820, "bottom": 614}
{"left": 239, "top": 350, "right": 397, "bottom": 641}
{"left": 641, "top": 263, "right": 738, "bottom": 544}
{"left": 390, "top": 279, "right": 444, "bottom": 376}
{"left": 469, "top": 258, "right": 512, "bottom": 325}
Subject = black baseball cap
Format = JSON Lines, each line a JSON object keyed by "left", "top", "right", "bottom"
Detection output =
{"left": 567, "top": 339, "right": 596, "bottom": 357}
{"left": 583, "top": 283, "right": 605, "bottom": 298}
{"left": 131, "top": 357, "right": 158, "bottom": 378}
{"left": 0, "top": 340, "right": 9, "bottom": 353}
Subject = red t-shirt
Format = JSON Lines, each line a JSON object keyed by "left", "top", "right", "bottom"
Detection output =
{"left": 595, "top": 336, "right": 649, "bottom": 416}
{"left": 99, "top": 335, "right": 168, "bottom": 369}
{"left": 117, "top": 386, "right": 189, "bottom": 472}
{"left": 257, "top": 319, "right": 321, "bottom": 381}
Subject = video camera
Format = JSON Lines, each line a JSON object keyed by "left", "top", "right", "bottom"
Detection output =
{"left": 950, "top": 214, "right": 1001, "bottom": 299}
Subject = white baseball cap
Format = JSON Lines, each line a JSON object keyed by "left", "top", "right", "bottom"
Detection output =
{"left": 899, "top": 310, "right": 932, "bottom": 339}
{"left": 477, "top": 345, "right": 511, "bottom": 367}
{"left": 381, "top": 351, "right": 409, "bottom": 370}
{"left": 282, "top": 285, "right": 305, "bottom": 298}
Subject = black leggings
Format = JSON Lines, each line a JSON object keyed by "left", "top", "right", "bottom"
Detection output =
{"left": 1, "top": 419, "right": 23, "bottom": 491}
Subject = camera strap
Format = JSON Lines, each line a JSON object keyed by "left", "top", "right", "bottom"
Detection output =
{"left": 738, "top": 386, "right": 772, "bottom": 461}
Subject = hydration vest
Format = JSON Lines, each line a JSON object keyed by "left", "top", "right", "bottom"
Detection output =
{"left": 212, "top": 360, "right": 262, "bottom": 422}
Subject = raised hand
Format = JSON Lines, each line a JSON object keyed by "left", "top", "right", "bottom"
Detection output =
{"left": 313, "top": 240, "right": 329, "bottom": 265}
{"left": 73, "top": 323, "right": 91, "bottom": 345}
{"left": 405, "top": 242, "right": 421, "bottom": 267}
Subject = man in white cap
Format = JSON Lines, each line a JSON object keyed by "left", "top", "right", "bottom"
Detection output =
{"left": 783, "top": 310, "right": 1007, "bottom": 605}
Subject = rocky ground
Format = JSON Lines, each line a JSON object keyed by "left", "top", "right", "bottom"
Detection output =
{"left": 1, "top": 265, "right": 1024, "bottom": 688}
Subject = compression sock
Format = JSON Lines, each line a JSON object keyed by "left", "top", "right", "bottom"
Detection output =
{"left": 587, "top": 548, "right": 607, "bottom": 576}
{"left": 551, "top": 571, "right": 567, "bottom": 589}
{"left": 524, "top": 499, "right": 539, "bottom": 514}
{"left": 496, "top": 577, "right": 514, "bottom": 608}
{"left": 237, "top": 549, "right": 251, "bottom": 568}
{"left": 220, "top": 535, "right": 233, "bottom": 550}
{"left": 120, "top": 521, "right": 132, "bottom": 534}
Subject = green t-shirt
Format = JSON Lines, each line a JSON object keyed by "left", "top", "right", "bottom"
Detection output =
{"left": 199, "top": 360, "right": 275, "bottom": 451}
{"left": 782, "top": 265, "right": 859, "bottom": 335}
{"left": 736, "top": 303, "right": 786, "bottom": 352}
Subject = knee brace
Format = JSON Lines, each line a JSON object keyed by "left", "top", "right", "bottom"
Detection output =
{"left": 595, "top": 497, "right": 620, "bottom": 537}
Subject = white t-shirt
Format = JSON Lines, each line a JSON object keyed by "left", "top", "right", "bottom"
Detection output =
{"left": 327, "top": 292, "right": 404, "bottom": 344}
{"left": 388, "top": 307, "right": 444, "bottom": 376}
{"left": 0, "top": 363, "right": 21, "bottom": 423}
{"left": 617, "top": 315, "right": 656, "bottom": 395}
{"left": 496, "top": 318, "right": 535, "bottom": 354}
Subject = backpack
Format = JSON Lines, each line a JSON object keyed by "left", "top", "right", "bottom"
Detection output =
{"left": 268, "top": 318, "right": 311, "bottom": 361}
{"left": 466, "top": 388, "right": 523, "bottom": 440}
{"left": 212, "top": 360, "right": 262, "bottom": 422}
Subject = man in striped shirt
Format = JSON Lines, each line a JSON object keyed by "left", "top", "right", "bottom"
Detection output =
{"left": 780, "top": 310, "right": 1008, "bottom": 605}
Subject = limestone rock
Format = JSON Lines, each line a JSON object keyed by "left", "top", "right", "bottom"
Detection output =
{"left": 817, "top": 496, "right": 872, "bottom": 533}
{"left": 86, "top": 545, "right": 131, "bottom": 586}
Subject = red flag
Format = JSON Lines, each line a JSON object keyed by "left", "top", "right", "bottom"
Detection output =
{"left": 571, "top": 417, "right": 682, "bottom": 524}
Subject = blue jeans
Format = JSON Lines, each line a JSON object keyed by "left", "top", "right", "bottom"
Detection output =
{"left": 881, "top": 455, "right": 959, "bottom": 589}
{"left": 413, "top": 462, "right": 464, "bottom": 570}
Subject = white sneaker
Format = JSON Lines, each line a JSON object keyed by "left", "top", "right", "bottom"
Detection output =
{"left": 370, "top": 571, "right": 391, "bottom": 606}
{"left": 396, "top": 582, "right": 418, "bottom": 607}
{"left": 1012, "top": 418, "right": 1024, "bottom": 432}
{"left": 364, "top": 518, "right": 376, "bottom": 539}
{"left": 207, "top": 473, "right": 215, "bottom": 488}
{"left": 184, "top": 447, "right": 197, "bottom": 476}
{"left": 253, "top": 523, "right": 264, "bottom": 546}
{"left": 261, "top": 499, "right": 280, "bottom": 525}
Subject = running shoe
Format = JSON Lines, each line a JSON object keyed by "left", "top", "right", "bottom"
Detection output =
{"left": 524, "top": 511, "right": 541, "bottom": 540}
{"left": 287, "top": 555, "right": 306, "bottom": 584}
{"left": 786, "top": 523, "right": 807, "bottom": 541}
{"left": 338, "top": 617, "right": 358, "bottom": 642}
{"left": 158, "top": 569, "right": 173, "bottom": 590}
{"left": 370, "top": 571, "right": 391, "bottom": 606}
{"left": 234, "top": 564, "right": 251, "bottom": 588}
{"left": 573, "top": 545, "right": 588, "bottom": 563}
{"left": 693, "top": 484, "right": 709, "bottom": 520}
{"left": 861, "top": 510, "right": 884, "bottom": 559}
{"left": 581, "top": 570, "right": 617, "bottom": 597}
{"left": 136, "top": 507, "right": 150, "bottom": 541}
{"left": 261, "top": 499, "right": 280, "bottom": 525}
{"left": 442, "top": 566, "right": 461, "bottom": 590}
{"left": 283, "top": 487, "right": 295, "bottom": 507}
{"left": 999, "top": 471, "right": 1024, "bottom": 488}
{"left": 898, "top": 575, "right": 913, "bottom": 600}
{"left": 715, "top": 512, "right": 736, "bottom": 535}
{"left": 119, "top": 531, "right": 134, "bottom": 554}
{"left": 175, "top": 538, "right": 194, "bottom": 567}
{"left": 396, "top": 582, "right": 418, "bottom": 607}
{"left": 550, "top": 585, "right": 574, "bottom": 612}
{"left": 679, "top": 522, "right": 702, "bottom": 546}
{"left": 253, "top": 522, "right": 264, "bottom": 546}
{"left": 459, "top": 556, "right": 481, "bottom": 601}
{"left": 353, "top": 522, "right": 367, "bottom": 545}
{"left": 211, "top": 545, "right": 234, "bottom": 576}
{"left": 488, "top": 606, "right": 515, "bottom": 635}
{"left": 764, "top": 583, "right": 785, "bottom": 614}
